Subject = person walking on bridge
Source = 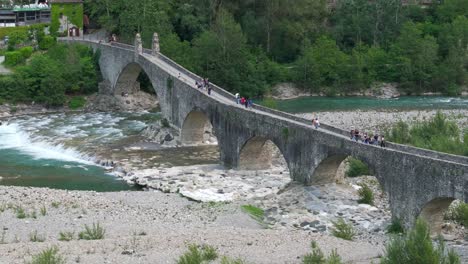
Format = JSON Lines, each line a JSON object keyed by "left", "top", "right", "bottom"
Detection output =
{"left": 380, "top": 135, "right": 386, "bottom": 148}
{"left": 235, "top": 93, "right": 240, "bottom": 104}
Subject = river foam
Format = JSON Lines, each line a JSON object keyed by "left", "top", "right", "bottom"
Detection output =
{"left": 0, "top": 123, "right": 93, "bottom": 164}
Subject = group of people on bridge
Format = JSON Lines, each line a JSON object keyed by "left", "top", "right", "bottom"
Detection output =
{"left": 195, "top": 78, "right": 212, "bottom": 95}
{"left": 235, "top": 93, "right": 253, "bottom": 109}
{"left": 350, "top": 128, "right": 386, "bottom": 147}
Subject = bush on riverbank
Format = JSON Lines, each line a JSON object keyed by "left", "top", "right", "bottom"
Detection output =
{"left": 346, "top": 158, "right": 370, "bottom": 177}
{"left": 302, "top": 241, "right": 343, "bottom": 264}
{"left": 68, "top": 96, "right": 86, "bottom": 109}
{"left": 387, "top": 112, "right": 468, "bottom": 156}
{"left": 381, "top": 219, "right": 460, "bottom": 264}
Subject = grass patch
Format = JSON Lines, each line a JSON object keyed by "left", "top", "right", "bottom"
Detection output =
{"left": 51, "top": 202, "right": 60, "bottom": 208}
{"left": 387, "top": 218, "right": 405, "bottom": 234}
{"left": 346, "top": 157, "right": 369, "bottom": 177}
{"left": 330, "top": 218, "right": 355, "bottom": 241}
{"left": 303, "top": 241, "right": 343, "bottom": 264}
{"left": 68, "top": 96, "right": 86, "bottom": 109}
{"left": 357, "top": 183, "right": 374, "bottom": 205}
{"left": 31, "top": 246, "right": 65, "bottom": 264}
{"left": 177, "top": 244, "right": 218, "bottom": 264}
{"left": 16, "top": 206, "right": 26, "bottom": 219}
{"left": 241, "top": 205, "right": 264, "bottom": 221}
{"left": 78, "top": 222, "right": 105, "bottom": 240}
{"left": 221, "top": 256, "right": 246, "bottom": 264}
{"left": 58, "top": 231, "right": 74, "bottom": 242}
{"left": 29, "top": 230, "right": 46, "bottom": 242}
{"left": 40, "top": 205, "right": 47, "bottom": 216}
{"left": 381, "top": 219, "right": 460, "bottom": 264}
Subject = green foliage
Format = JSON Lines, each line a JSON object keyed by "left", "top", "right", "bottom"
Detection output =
{"left": 357, "top": 183, "right": 374, "bottom": 205}
{"left": 262, "top": 97, "right": 278, "bottom": 109}
{"left": 68, "top": 96, "right": 86, "bottom": 109}
{"left": 177, "top": 244, "right": 219, "bottom": 264}
{"left": 161, "top": 118, "right": 170, "bottom": 128}
{"left": 303, "top": 241, "right": 343, "bottom": 264}
{"left": 346, "top": 158, "right": 369, "bottom": 177}
{"left": 282, "top": 127, "right": 289, "bottom": 139}
{"left": 39, "top": 36, "right": 56, "bottom": 50}
{"left": 387, "top": 218, "right": 405, "bottom": 234}
{"left": 447, "top": 202, "right": 468, "bottom": 227}
{"left": 84, "top": 0, "right": 467, "bottom": 96}
{"left": 31, "top": 247, "right": 65, "bottom": 264}
{"left": 15, "top": 206, "right": 26, "bottom": 219}
{"left": 387, "top": 112, "right": 468, "bottom": 156}
{"left": 0, "top": 43, "right": 98, "bottom": 106}
{"left": 241, "top": 205, "right": 264, "bottom": 221}
{"left": 18, "top": 46, "right": 33, "bottom": 59}
{"left": 29, "top": 230, "right": 46, "bottom": 242}
{"left": 40, "top": 205, "right": 47, "bottom": 216}
{"left": 51, "top": 3, "right": 84, "bottom": 36}
{"left": 381, "top": 219, "right": 460, "bottom": 264}
{"left": 78, "top": 223, "right": 105, "bottom": 240}
{"left": 220, "top": 256, "right": 246, "bottom": 264}
{"left": 330, "top": 218, "right": 355, "bottom": 241}
{"left": 4, "top": 51, "right": 25, "bottom": 66}
{"left": 58, "top": 231, "right": 74, "bottom": 242}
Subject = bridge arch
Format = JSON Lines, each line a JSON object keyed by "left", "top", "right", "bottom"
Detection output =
{"left": 114, "top": 62, "right": 159, "bottom": 97}
{"left": 238, "top": 136, "right": 288, "bottom": 171}
{"left": 311, "top": 154, "right": 348, "bottom": 185}
{"left": 181, "top": 110, "right": 216, "bottom": 145}
{"left": 419, "top": 197, "right": 455, "bottom": 234}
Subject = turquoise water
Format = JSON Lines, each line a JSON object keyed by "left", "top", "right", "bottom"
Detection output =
{"left": 0, "top": 112, "right": 154, "bottom": 192}
{"left": 267, "top": 96, "right": 468, "bottom": 113}
{"left": 0, "top": 149, "right": 135, "bottom": 192}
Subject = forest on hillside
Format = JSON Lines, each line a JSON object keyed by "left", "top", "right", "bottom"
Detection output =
{"left": 85, "top": 0, "right": 468, "bottom": 97}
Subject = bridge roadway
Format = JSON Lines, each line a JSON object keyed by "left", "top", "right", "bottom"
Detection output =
{"left": 61, "top": 36, "right": 467, "bottom": 230}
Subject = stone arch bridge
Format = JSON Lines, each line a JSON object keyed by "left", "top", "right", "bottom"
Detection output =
{"left": 61, "top": 36, "right": 468, "bottom": 230}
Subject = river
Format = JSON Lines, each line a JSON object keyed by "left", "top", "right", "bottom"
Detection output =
{"left": 0, "top": 96, "right": 466, "bottom": 191}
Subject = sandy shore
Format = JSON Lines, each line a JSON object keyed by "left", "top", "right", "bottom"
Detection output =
{"left": 0, "top": 186, "right": 381, "bottom": 264}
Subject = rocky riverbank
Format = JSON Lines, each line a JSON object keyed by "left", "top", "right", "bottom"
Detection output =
{"left": 0, "top": 186, "right": 382, "bottom": 264}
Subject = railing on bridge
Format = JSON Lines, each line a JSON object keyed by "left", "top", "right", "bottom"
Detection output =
{"left": 67, "top": 38, "right": 467, "bottom": 165}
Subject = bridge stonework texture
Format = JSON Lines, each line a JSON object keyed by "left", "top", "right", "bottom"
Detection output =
{"left": 62, "top": 37, "right": 468, "bottom": 230}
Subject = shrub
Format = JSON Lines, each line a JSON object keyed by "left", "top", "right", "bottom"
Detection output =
{"left": 19, "top": 46, "right": 33, "bottom": 59}
{"left": 68, "top": 96, "right": 86, "bottom": 109}
{"left": 40, "top": 205, "right": 47, "bottom": 216}
{"left": 39, "top": 35, "right": 56, "bottom": 50}
{"left": 262, "top": 97, "right": 278, "bottom": 109}
{"left": 357, "top": 183, "right": 374, "bottom": 205}
{"left": 16, "top": 206, "right": 26, "bottom": 219}
{"left": 161, "top": 118, "right": 170, "bottom": 128}
{"left": 330, "top": 218, "right": 355, "bottom": 241}
{"left": 31, "top": 246, "right": 65, "bottom": 264}
{"left": 346, "top": 157, "right": 369, "bottom": 177}
{"left": 29, "top": 230, "right": 46, "bottom": 242}
{"left": 303, "top": 241, "right": 343, "bottom": 264}
{"left": 58, "top": 231, "right": 74, "bottom": 241}
{"left": 241, "top": 205, "right": 264, "bottom": 221}
{"left": 4, "top": 51, "right": 25, "bottom": 66}
{"left": 387, "top": 218, "right": 405, "bottom": 234}
{"left": 177, "top": 244, "right": 218, "bottom": 264}
{"left": 381, "top": 219, "right": 460, "bottom": 264}
{"left": 448, "top": 202, "right": 468, "bottom": 227}
{"left": 221, "top": 256, "right": 246, "bottom": 264}
{"left": 78, "top": 223, "right": 105, "bottom": 240}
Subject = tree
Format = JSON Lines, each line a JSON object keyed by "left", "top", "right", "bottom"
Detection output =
{"left": 294, "top": 36, "right": 348, "bottom": 92}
